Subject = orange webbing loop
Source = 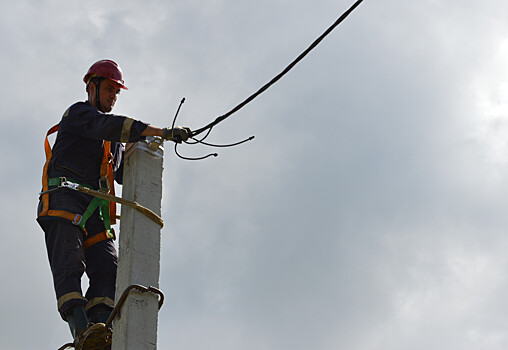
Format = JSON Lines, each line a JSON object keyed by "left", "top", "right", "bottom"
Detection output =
{"left": 40, "top": 124, "right": 60, "bottom": 217}
{"left": 101, "top": 141, "right": 116, "bottom": 225}
{"left": 47, "top": 210, "right": 82, "bottom": 225}
{"left": 83, "top": 230, "right": 110, "bottom": 251}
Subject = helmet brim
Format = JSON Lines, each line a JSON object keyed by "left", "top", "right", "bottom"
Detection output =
{"left": 107, "top": 78, "right": 128, "bottom": 90}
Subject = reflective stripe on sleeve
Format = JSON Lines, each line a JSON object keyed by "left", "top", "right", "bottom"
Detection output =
{"left": 120, "top": 117, "right": 135, "bottom": 143}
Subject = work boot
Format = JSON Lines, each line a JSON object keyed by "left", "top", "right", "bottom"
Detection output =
{"left": 88, "top": 305, "right": 113, "bottom": 326}
{"left": 66, "top": 305, "right": 89, "bottom": 339}
{"left": 73, "top": 323, "right": 112, "bottom": 350}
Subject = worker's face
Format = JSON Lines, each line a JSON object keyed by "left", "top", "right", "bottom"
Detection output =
{"left": 89, "top": 79, "right": 121, "bottom": 113}
{"left": 98, "top": 79, "right": 121, "bottom": 113}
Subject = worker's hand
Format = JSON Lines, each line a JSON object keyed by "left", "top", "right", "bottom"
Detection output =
{"left": 162, "top": 126, "right": 191, "bottom": 143}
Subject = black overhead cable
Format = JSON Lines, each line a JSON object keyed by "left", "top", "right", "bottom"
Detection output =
{"left": 190, "top": 0, "right": 365, "bottom": 138}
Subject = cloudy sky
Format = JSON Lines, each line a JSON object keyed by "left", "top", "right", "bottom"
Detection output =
{"left": 2, "top": 0, "right": 508, "bottom": 349}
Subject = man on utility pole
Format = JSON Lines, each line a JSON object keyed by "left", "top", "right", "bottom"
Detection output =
{"left": 37, "top": 59, "right": 189, "bottom": 348}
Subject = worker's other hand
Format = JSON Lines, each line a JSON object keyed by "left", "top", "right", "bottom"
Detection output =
{"left": 162, "top": 126, "right": 191, "bottom": 143}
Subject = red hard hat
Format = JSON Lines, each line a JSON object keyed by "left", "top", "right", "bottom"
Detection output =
{"left": 83, "top": 59, "right": 128, "bottom": 89}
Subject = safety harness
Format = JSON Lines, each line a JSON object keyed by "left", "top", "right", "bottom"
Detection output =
{"left": 39, "top": 124, "right": 117, "bottom": 250}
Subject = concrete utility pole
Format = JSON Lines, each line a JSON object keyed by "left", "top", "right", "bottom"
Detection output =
{"left": 112, "top": 137, "right": 164, "bottom": 350}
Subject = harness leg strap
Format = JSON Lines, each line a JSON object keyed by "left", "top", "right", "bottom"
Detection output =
{"left": 83, "top": 231, "right": 113, "bottom": 251}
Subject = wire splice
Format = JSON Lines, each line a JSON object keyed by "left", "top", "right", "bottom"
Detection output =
{"left": 170, "top": 98, "right": 255, "bottom": 160}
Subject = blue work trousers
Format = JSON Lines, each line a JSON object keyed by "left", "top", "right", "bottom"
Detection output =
{"left": 37, "top": 217, "right": 117, "bottom": 320}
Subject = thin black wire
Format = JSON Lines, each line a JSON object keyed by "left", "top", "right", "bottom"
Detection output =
{"left": 190, "top": 0, "right": 365, "bottom": 137}
{"left": 171, "top": 99, "right": 254, "bottom": 160}
{"left": 171, "top": 97, "right": 186, "bottom": 140}
{"left": 174, "top": 143, "right": 218, "bottom": 160}
{"left": 170, "top": 98, "right": 220, "bottom": 160}
{"left": 190, "top": 135, "right": 255, "bottom": 148}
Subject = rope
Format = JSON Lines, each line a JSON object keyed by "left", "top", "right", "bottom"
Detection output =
{"left": 76, "top": 185, "right": 164, "bottom": 228}
{"left": 191, "top": 0, "right": 365, "bottom": 137}
{"left": 60, "top": 180, "right": 164, "bottom": 227}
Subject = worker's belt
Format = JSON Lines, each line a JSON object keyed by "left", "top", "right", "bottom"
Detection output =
{"left": 48, "top": 177, "right": 91, "bottom": 189}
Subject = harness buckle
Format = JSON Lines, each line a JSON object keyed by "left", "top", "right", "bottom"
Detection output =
{"left": 72, "top": 214, "right": 82, "bottom": 225}
{"left": 61, "top": 178, "right": 79, "bottom": 191}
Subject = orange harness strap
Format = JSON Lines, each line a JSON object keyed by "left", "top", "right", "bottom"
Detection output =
{"left": 40, "top": 124, "right": 60, "bottom": 217}
{"left": 46, "top": 210, "right": 82, "bottom": 225}
{"left": 101, "top": 141, "right": 116, "bottom": 226}
{"left": 83, "top": 230, "right": 113, "bottom": 251}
